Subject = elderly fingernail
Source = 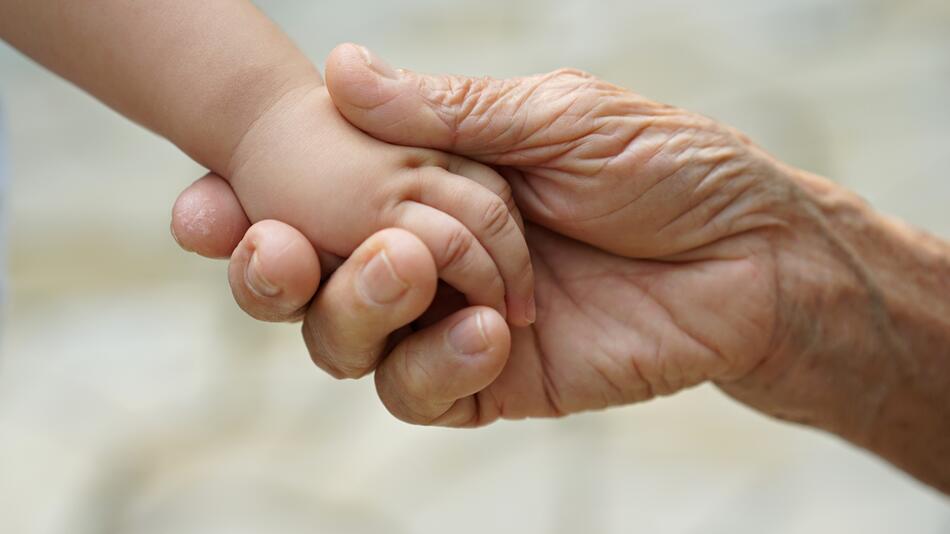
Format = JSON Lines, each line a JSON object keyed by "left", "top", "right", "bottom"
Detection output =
{"left": 358, "top": 250, "right": 409, "bottom": 304}
{"left": 246, "top": 251, "right": 280, "bottom": 298}
{"left": 356, "top": 45, "right": 399, "bottom": 80}
{"left": 448, "top": 312, "right": 490, "bottom": 355}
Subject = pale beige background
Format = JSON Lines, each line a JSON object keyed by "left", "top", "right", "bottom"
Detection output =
{"left": 1, "top": 0, "right": 949, "bottom": 532}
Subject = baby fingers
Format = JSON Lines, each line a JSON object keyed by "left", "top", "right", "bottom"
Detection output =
{"left": 389, "top": 201, "right": 509, "bottom": 319}
{"left": 404, "top": 165, "right": 536, "bottom": 326}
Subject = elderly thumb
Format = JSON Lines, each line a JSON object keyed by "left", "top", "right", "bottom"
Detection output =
{"left": 325, "top": 43, "right": 520, "bottom": 158}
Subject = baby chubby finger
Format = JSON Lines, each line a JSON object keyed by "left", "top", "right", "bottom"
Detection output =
{"left": 445, "top": 155, "right": 525, "bottom": 233}
{"left": 412, "top": 166, "right": 536, "bottom": 326}
{"left": 302, "top": 228, "right": 437, "bottom": 380}
{"left": 389, "top": 201, "right": 508, "bottom": 319}
{"left": 374, "top": 306, "right": 510, "bottom": 427}
{"left": 228, "top": 220, "right": 322, "bottom": 323}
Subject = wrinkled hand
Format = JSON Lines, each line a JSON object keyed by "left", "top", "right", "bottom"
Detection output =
{"left": 328, "top": 45, "right": 794, "bottom": 259}
{"left": 171, "top": 44, "right": 827, "bottom": 425}
{"left": 325, "top": 45, "right": 803, "bottom": 413}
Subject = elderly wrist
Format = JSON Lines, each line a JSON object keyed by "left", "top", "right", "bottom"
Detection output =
{"left": 785, "top": 172, "right": 907, "bottom": 437}
{"left": 723, "top": 171, "right": 892, "bottom": 433}
{"left": 730, "top": 167, "right": 950, "bottom": 490}
{"left": 837, "top": 206, "right": 950, "bottom": 490}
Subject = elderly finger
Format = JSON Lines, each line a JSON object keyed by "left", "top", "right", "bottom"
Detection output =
{"left": 302, "top": 228, "right": 437, "bottom": 379}
{"left": 228, "top": 220, "right": 321, "bottom": 323}
{"left": 325, "top": 43, "right": 598, "bottom": 161}
{"left": 374, "top": 306, "right": 510, "bottom": 427}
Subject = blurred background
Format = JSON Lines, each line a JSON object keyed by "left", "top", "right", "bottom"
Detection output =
{"left": 2, "top": 0, "right": 949, "bottom": 532}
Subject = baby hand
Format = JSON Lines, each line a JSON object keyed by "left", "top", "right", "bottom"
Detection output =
{"left": 225, "top": 84, "right": 535, "bottom": 325}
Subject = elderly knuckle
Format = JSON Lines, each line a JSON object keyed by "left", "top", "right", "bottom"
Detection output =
{"left": 381, "top": 387, "right": 434, "bottom": 426}
{"left": 386, "top": 362, "right": 441, "bottom": 426}
{"left": 433, "top": 76, "right": 506, "bottom": 133}
{"left": 302, "top": 323, "right": 343, "bottom": 377}
{"left": 446, "top": 76, "right": 492, "bottom": 111}
{"left": 429, "top": 76, "right": 474, "bottom": 111}
{"left": 331, "top": 355, "right": 374, "bottom": 379}
{"left": 549, "top": 67, "right": 594, "bottom": 81}
{"left": 302, "top": 321, "right": 374, "bottom": 380}
{"left": 455, "top": 405, "right": 483, "bottom": 428}
{"left": 401, "top": 348, "right": 436, "bottom": 403}
{"left": 317, "top": 359, "right": 350, "bottom": 380}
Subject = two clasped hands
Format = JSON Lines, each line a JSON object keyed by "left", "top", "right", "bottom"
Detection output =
{"left": 176, "top": 45, "right": 950, "bottom": 492}
{"left": 3, "top": 0, "right": 947, "bottom": 493}
{"left": 176, "top": 43, "right": 785, "bottom": 428}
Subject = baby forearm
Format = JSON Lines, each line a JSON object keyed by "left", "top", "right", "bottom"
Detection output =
{"left": 0, "top": 0, "right": 321, "bottom": 173}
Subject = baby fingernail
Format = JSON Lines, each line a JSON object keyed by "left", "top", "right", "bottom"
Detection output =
{"left": 525, "top": 295, "right": 537, "bottom": 324}
{"left": 246, "top": 251, "right": 281, "bottom": 298}
{"left": 448, "top": 312, "right": 490, "bottom": 355}
{"left": 358, "top": 250, "right": 409, "bottom": 304}
{"left": 356, "top": 45, "right": 399, "bottom": 80}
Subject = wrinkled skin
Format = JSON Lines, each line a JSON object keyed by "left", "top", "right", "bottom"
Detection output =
{"left": 417, "top": 70, "right": 791, "bottom": 258}
{"left": 325, "top": 50, "right": 808, "bottom": 422}
{"left": 447, "top": 224, "right": 777, "bottom": 420}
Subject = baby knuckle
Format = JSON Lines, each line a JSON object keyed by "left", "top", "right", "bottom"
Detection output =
{"left": 493, "top": 179, "right": 515, "bottom": 209}
{"left": 439, "top": 227, "right": 475, "bottom": 270}
{"left": 479, "top": 197, "right": 513, "bottom": 239}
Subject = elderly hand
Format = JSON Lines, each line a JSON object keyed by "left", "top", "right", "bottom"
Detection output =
{"left": 173, "top": 45, "right": 950, "bottom": 492}
{"left": 322, "top": 44, "right": 803, "bottom": 411}
{"left": 172, "top": 43, "right": 802, "bottom": 423}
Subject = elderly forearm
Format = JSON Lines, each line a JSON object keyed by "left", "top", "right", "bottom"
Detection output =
{"left": 827, "top": 184, "right": 950, "bottom": 493}
{"left": 726, "top": 168, "right": 950, "bottom": 493}
{"left": 0, "top": 0, "right": 321, "bottom": 174}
